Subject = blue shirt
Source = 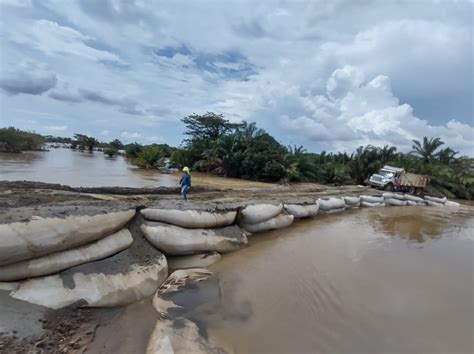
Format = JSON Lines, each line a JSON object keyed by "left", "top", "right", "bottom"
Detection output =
{"left": 180, "top": 174, "right": 191, "bottom": 187}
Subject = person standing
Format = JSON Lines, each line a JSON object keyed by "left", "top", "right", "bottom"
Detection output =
{"left": 179, "top": 167, "right": 191, "bottom": 201}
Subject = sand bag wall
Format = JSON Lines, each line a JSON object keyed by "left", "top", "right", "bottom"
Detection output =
{"left": 140, "top": 222, "right": 248, "bottom": 255}
{"left": 344, "top": 196, "right": 360, "bottom": 209}
{"left": 237, "top": 203, "right": 294, "bottom": 233}
{"left": 140, "top": 209, "right": 237, "bottom": 228}
{"left": 240, "top": 213, "right": 294, "bottom": 233}
{"left": 318, "top": 197, "right": 346, "bottom": 214}
{"left": 0, "top": 210, "right": 135, "bottom": 266}
{"left": 284, "top": 202, "right": 319, "bottom": 218}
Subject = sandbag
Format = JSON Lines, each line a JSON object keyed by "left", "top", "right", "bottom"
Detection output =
{"left": 167, "top": 252, "right": 221, "bottom": 270}
{"left": 140, "top": 222, "right": 247, "bottom": 255}
{"left": 318, "top": 197, "right": 346, "bottom": 211}
{"left": 241, "top": 214, "right": 294, "bottom": 233}
{"left": 424, "top": 195, "right": 447, "bottom": 204}
{"left": 284, "top": 202, "right": 319, "bottom": 218}
{"left": 361, "top": 201, "right": 385, "bottom": 207}
{"left": 0, "top": 210, "right": 135, "bottom": 266}
{"left": 360, "top": 195, "right": 384, "bottom": 204}
{"left": 384, "top": 198, "right": 407, "bottom": 206}
{"left": 0, "top": 229, "right": 133, "bottom": 282}
{"left": 10, "top": 253, "right": 168, "bottom": 309}
{"left": 319, "top": 207, "right": 346, "bottom": 214}
{"left": 239, "top": 203, "right": 283, "bottom": 225}
{"left": 382, "top": 192, "right": 405, "bottom": 200}
{"left": 344, "top": 196, "right": 360, "bottom": 205}
{"left": 426, "top": 200, "right": 444, "bottom": 207}
{"left": 404, "top": 194, "right": 424, "bottom": 203}
{"left": 445, "top": 200, "right": 460, "bottom": 207}
{"left": 140, "top": 209, "right": 236, "bottom": 228}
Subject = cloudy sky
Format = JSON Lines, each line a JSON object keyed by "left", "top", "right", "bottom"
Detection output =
{"left": 1, "top": 0, "right": 473, "bottom": 154}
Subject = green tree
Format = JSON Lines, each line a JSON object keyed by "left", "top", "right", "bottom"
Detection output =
{"left": 0, "top": 127, "right": 44, "bottom": 152}
{"left": 109, "top": 139, "right": 124, "bottom": 150}
{"left": 411, "top": 137, "right": 444, "bottom": 163}
{"left": 74, "top": 134, "right": 98, "bottom": 152}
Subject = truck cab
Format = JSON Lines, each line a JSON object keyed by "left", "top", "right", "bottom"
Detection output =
{"left": 368, "top": 165, "right": 405, "bottom": 191}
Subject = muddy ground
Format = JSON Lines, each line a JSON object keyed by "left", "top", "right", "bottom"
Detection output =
{"left": 0, "top": 179, "right": 376, "bottom": 353}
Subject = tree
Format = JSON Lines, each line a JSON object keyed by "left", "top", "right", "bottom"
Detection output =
{"left": 124, "top": 143, "right": 142, "bottom": 158}
{"left": 109, "top": 139, "right": 124, "bottom": 150}
{"left": 0, "top": 127, "right": 44, "bottom": 153}
{"left": 182, "top": 112, "right": 241, "bottom": 143}
{"left": 74, "top": 134, "right": 98, "bottom": 152}
{"left": 411, "top": 137, "right": 444, "bottom": 163}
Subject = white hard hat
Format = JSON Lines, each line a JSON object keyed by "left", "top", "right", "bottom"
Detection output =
{"left": 182, "top": 166, "right": 190, "bottom": 173}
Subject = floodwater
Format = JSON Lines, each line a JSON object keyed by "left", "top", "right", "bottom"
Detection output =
{"left": 0, "top": 148, "right": 270, "bottom": 188}
{"left": 199, "top": 206, "right": 474, "bottom": 353}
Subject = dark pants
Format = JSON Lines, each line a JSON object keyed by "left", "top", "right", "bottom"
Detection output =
{"left": 181, "top": 185, "right": 190, "bottom": 200}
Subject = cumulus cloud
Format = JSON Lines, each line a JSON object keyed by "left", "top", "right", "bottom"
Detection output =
{"left": 0, "top": 62, "right": 57, "bottom": 95}
{"left": 279, "top": 66, "right": 474, "bottom": 154}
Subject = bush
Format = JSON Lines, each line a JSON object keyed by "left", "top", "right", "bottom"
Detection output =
{"left": 0, "top": 127, "right": 44, "bottom": 153}
{"left": 133, "top": 146, "right": 163, "bottom": 168}
{"left": 104, "top": 148, "right": 118, "bottom": 157}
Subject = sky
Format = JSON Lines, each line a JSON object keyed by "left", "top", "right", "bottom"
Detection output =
{"left": 0, "top": 0, "right": 473, "bottom": 155}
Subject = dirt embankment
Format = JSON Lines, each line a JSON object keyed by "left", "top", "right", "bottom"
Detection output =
{"left": 0, "top": 180, "right": 376, "bottom": 353}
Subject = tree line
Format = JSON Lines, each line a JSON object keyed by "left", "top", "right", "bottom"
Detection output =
{"left": 1, "top": 113, "right": 473, "bottom": 199}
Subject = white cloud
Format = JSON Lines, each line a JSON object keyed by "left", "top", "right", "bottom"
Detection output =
{"left": 0, "top": 61, "right": 57, "bottom": 95}
{"left": 9, "top": 20, "right": 124, "bottom": 63}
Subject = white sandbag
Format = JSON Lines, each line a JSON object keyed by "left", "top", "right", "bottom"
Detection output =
{"left": 0, "top": 210, "right": 135, "bottom": 266}
{"left": 239, "top": 203, "right": 283, "bottom": 225}
{"left": 284, "top": 202, "right": 319, "bottom": 218}
{"left": 424, "top": 195, "right": 447, "bottom": 204}
{"left": 167, "top": 252, "right": 221, "bottom": 270}
{"left": 360, "top": 195, "right": 384, "bottom": 204}
{"left": 10, "top": 255, "right": 168, "bottom": 309}
{"left": 318, "top": 197, "right": 346, "bottom": 211}
{"left": 404, "top": 194, "right": 424, "bottom": 203}
{"left": 382, "top": 192, "right": 405, "bottom": 200}
{"left": 406, "top": 201, "right": 422, "bottom": 206}
{"left": 319, "top": 207, "right": 346, "bottom": 214}
{"left": 0, "top": 229, "right": 133, "bottom": 282}
{"left": 426, "top": 200, "right": 445, "bottom": 207}
{"left": 344, "top": 196, "right": 360, "bottom": 205}
{"left": 361, "top": 201, "right": 385, "bottom": 207}
{"left": 140, "top": 209, "right": 237, "bottom": 228}
{"left": 445, "top": 200, "right": 460, "bottom": 207}
{"left": 384, "top": 198, "right": 407, "bottom": 206}
{"left": 140, "top": 222, "right": 247, "bottom": 255}
{"left": 241, "top": 214, "right": 294, "bottom": 233}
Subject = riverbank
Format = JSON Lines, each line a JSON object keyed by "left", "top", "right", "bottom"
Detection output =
{"left": 0, "top": 180, "right": 471, "bottom": 353}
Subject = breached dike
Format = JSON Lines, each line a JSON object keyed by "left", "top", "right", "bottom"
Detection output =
{"left": 10, "top": 253, "right": 168, "bottom": 309}
{"left": 140, "top": 222, "right": 248, "bottom": 255}
{"left": 360, "top": 195, "right": 384, "bottom": 204}
{"left": 240, "top": 213, "right": 294, "bottom": 233}
{"left": 238, "top": 203, "right": 283, "bottom": 225}
{"left": 384, "top": 198, "right": 408, "bottom": 206}
{"left": 284, "top": 202, "right": 319, "bottom": 218}
{"left": 424, "top": 195, "right": 447, "bottom": 204}
{"left": 0, "top": 210, "right": 135, "bottom": 266}
{"left": 0, "top": 229, "right": 133, "bottom": 282}
{"left": 140, "top": 209, "right": 237, "bottom": 229}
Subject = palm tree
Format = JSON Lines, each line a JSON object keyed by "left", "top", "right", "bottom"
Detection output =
{"left": 436, "top": 147, "right": 458, "bottom": 165}
{"left": 411, "top": 137, "right": 444, "bottom": 163}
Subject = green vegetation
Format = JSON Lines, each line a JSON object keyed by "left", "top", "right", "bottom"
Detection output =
{"left": 0, "top": 127, "right": 44, "bottom": 153}
{"left": 3, "top": 113, "right": 473, "bottom": 199}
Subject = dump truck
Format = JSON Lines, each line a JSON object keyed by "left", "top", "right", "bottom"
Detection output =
{"left": 368, "top": 165, "right": 428, "bottom": 195}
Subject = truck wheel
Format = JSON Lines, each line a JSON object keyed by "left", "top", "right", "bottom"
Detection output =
{"left": 385, "top": 183, "right": 394, "bottom": 191}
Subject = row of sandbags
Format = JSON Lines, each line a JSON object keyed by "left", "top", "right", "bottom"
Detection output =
{"left": 0, "top": 210, "right": 170, "bottom": 310}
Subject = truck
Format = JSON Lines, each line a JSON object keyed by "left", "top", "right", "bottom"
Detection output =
{"left": 368, "top": 165, "right": 428, "bottom": 195}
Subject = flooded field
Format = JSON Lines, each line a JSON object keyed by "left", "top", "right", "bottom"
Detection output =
{"left": 0, "top": 149, "right": 270, "bottom": 189}
{"left": 193, "top": 206, "right": 474, "bottom": 353}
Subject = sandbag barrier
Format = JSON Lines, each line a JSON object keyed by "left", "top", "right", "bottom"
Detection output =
{"left": 0, "top": 193, "right": 459, "bottom": 310}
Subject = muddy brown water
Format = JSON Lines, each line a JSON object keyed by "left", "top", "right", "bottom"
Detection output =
{"left": 86, "top": 205, "right": 473, "bottom": 354}
{"left": 0, "top": 148, "right": 270, "bottom": 189}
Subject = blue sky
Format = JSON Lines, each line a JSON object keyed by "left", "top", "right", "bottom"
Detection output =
{"left": 0, "top": 0, "right": 473, "bottom": 154}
